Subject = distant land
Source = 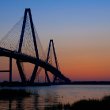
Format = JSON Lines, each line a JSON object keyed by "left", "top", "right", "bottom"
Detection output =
{"left": 1, "top": 81, "right": 110, "bottom": 87}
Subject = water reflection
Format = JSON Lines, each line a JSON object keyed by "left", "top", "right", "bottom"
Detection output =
{"left": 33, "top": 94, "right": 39, "bottom": 110}
{"left": 0, "top": 91, "right": 58, "bottom": 110}
{"left": 8, "top": 98, "right": 24, "bottom": 110}
{"left": 5, "top": 96, "right": 33, "bottom": 110}
{"left": 16, "top": 99, "right": 24, "bottom": 110}
{"left": 0, "top": 85, "right": 110, "bottom": 110}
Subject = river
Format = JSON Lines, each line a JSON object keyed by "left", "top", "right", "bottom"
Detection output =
{"left": 0, "top": 85, "right": 110, "bottom": 110}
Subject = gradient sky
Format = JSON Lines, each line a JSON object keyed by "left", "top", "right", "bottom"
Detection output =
{"left": 0, "top": 0, "right": 110, "bottom": 81}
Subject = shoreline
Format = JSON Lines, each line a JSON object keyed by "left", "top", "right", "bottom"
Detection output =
{"left": 0, "top": 81, "right": 110, "bottom": 87}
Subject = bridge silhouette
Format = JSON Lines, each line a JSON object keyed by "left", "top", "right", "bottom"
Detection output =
{"left": 0, "top": 8, "right": 70, "bottom": 85}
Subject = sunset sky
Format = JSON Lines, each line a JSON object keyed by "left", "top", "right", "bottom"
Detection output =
{"left": 0, "top": 0, "right": 110, "bottom": 81}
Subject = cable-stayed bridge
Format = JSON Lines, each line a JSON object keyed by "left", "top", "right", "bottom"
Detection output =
{"left": 0, "top": 8, "right": 70, "bottom": 85}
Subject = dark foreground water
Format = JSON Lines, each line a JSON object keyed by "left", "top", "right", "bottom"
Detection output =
{"left": 0, "top": 85, "right": 110, "bottom": 110}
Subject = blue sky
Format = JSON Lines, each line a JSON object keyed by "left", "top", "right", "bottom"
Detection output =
{"left": 0, "top": 0, "right": 110, "bottom": 38}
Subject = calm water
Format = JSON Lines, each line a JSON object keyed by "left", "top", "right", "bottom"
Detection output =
{"left": 0, "top": 85, "right": 110, "bottom": 110}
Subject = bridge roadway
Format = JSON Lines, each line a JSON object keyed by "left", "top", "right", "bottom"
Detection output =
{"left": 0, "top": 47, "right": 70, "bottom": 83}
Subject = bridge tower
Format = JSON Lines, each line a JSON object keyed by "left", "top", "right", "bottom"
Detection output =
{"left": 17, "top": 8, "right": 39, "bottom": 83}
{"left": 45, "top": 39, "right": 60, "bottom": 84}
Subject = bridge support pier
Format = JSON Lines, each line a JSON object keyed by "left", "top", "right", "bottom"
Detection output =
{"left": 45, "top": 70, "right": 50, "bottom": 83}
{"left": 9, "top": 57, "right": 12, "bottom": 82}
{"left": 16, "top": 60, "right": 26, "bottom": 83}
{"left": 30, "top": 65, "right": 38, "bottom": 83}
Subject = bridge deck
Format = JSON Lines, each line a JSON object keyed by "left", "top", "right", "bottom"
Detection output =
{"left": 0, "top": 47, "right": 70, "bottom": 83}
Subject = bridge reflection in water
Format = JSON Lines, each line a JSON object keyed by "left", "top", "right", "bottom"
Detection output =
{"left": 0, "top": 8, "right": 70, "bottom": 85}
{"left": 0, "top": 85, "right": 110, "bottom": 110}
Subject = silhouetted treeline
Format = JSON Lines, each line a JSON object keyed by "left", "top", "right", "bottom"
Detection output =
{"left": 45, "top": 95, "right": 110, "bottom": 110}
